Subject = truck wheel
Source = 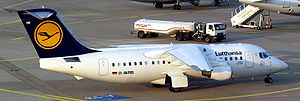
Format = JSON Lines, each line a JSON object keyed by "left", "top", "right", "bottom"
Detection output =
{"left": 138, "top": 31, "right": 146, "bottom": 38}
{"left": 173, "top": 4, "right": 181, "bottom": 10}
{"left": 155, "top": 3, "right": 163, "bottom": 8}
{"left": 204, "top": 37, "right": 211, "bottom": 43}
{"left": 257, "top": 27, "right": 261, "bottom": 30}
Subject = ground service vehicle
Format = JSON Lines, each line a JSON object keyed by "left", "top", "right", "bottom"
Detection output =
{"left": 132, "top": 19, "right": 227, "bottom": 43}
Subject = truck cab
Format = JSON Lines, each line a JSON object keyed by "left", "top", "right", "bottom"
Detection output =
{"left": 196, "top": 22, "right": 227, "bottom": 42}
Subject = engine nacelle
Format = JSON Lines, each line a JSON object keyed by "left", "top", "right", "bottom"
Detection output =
{"left": 202, "top": 65, "right": 232, "bottom": 81}
{"left": 190, "top": 0, "right": 215, "bottom": 6}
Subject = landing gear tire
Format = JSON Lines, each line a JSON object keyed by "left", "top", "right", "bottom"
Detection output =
{"left": 264, "top": 76, "right": 273, "bottom": 83}
{"left": 137, "top": 31, "right": 146, "bottom": 38}
{"left": 173, "top": 4, "right": 181, "bottom": 10}
{"left": 152, "top": 84, "right": 165, "bottom": 88}
{"left": 169, "top": 87, "right": 183, "bottom": 92}
{"left": 204, "top": 36, "right": 212, "bottom": 43}
{"left": 155, "top": 3, "right": 163, "bottom": 8}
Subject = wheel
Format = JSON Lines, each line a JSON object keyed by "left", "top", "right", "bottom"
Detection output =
{"left": 137, "top": 31, "right": 146, "bottom": 38}
{"left": 152, "top": 84, "right": 165, "bottom": 88}
{"left": 264, "top": 77, "right": 273, "bottom": 83}
{"left": 173, "top": 4, "right": 181, "bottom": 10}
{"left": 257, "top": 27, "right": 261, "bottom": 30}
{"left": 204, "top": 37, "right": 212, "bottom": 43}
{"left": 155, "top": 3, "right": 163, "bottom": 8}
{"left": 235, "top": 25, "right": 240, "bottom": 28}
{"left": 169, "top": 87, "right": 183, "bottom": 92}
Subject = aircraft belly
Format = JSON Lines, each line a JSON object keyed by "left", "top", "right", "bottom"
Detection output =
{"left": 249, "top": 3, "right": 300, "bottom": 15}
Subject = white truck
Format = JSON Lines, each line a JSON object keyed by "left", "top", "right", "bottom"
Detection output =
{"left": 131, "top": 19, "right": 227, "bottom": 43}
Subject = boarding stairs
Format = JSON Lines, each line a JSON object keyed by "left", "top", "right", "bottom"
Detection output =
{"left": 230, "top": 3, "right": 263, "bottom": 28}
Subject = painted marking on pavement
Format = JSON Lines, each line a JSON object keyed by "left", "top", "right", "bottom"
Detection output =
{"left": 0, "top": 88, "right": 85, "bottom": 101}
{"left": 148, "top": 13, "right": 166, "bottom": 17}
{"left": 11, "top": 37, "right": 26, "bottom": 41}
{"left": 0, "top": 20, "right": 21, "bottom": 26}
{"left": 67, "top": 21, "right": 83, "bottom": 24}
{"left": 185, "top": 86, "right": 300, "bottom": 101}
{"left": 93, "top": 18, "right": 112, "bottom": 22}
{"left": 0, "top": 56, "right": 39, "bottom": 62}
{"left": 120, "top": 16, "right": 138, "bottom": 19}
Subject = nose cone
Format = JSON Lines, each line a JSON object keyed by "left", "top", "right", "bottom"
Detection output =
{"left": 272, "top": 57, "right": 288, "bottom": 71}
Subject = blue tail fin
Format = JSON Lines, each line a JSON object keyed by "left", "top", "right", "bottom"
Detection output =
{"left": 17, "top": 8, "right": 98, "bottom": 58}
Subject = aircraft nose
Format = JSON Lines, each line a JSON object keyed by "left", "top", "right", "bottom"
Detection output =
{"left": 272, "top": 57, "right": 288, "bottom": 70}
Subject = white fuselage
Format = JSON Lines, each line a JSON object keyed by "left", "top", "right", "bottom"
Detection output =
{"left": 39, "top": 44, "right": 287, "bottom": 84}
{"left": 240, "top": 0, "right": 300, "bottom": 16}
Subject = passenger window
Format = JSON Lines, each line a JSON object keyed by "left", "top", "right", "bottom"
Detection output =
{"left": 152, "top": 61, "right": 155, "bottom": 65}
{"left": 240, "top": 57, "right": 243, "bottom": 60}
{"left": 168, "top": 62, "right": 171, "bottom": 64}
{"left": 230, "top": 57, "right": 233, "bottom": 61}
{"left": 235, "top": 57, "right": 238, "bottom": 60}
{"left": 112, "top": 63, "right": 115, "bottom": 67}
{"left": 123, "top": 62, "right": 126, "bottom": 66}
{"left": 163, "top": 60, "right": 166, "bottom": 64}
{"left": 118, "top": 63, "right": 121, "bottom": 66}
{"left": 225, "top": 57, "right": 227, "bottom": 61}
{"left": 145, "top": 61, "right": 148, "bottom": 65}
{"left": 129, "top": 62, "right": 132, "bottom": 66}
{"left": 140, "top": 62, "right": 142, "bottom": 65}
{"left": 134, "top": 62, "right": 137, "bottom": 66}
{"left": 157, "top": 61, "right": 160, "bottom": 65}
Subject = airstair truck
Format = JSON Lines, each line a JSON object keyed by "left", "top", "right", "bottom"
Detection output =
{"left": 131, "top": 19, "right": 227, "bottom": 43}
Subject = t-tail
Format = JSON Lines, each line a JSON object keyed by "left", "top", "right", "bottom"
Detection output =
{"left": 17, "top": 8, "right": 98, "bottom": 58}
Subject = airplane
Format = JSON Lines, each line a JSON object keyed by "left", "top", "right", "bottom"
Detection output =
{"left": 239, "top": 0, "right": 300, "bottom": 16}
{"left": 130, "top": 0, "right": 222, "bottom": 10}
{"left": 17, "top": 8, "right": 288, "bottom": 92}
{"left": 231, "top": 0, "right": 300, "bottom": 29}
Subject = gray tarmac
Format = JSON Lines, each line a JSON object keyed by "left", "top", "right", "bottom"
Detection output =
{"left": 0, "top": 0, "right": 299, "bottom": 101}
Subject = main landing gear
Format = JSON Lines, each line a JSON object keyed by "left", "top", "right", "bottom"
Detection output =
{"left": 264, "top": 75, "right": 273, "bottom": 83}
{"left": 154, "top": 0, "right": 181, "bottom": 10}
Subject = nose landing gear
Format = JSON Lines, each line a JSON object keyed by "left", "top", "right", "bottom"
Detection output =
{"left": 264, "top": 75, "right": 273, "bottom": 83}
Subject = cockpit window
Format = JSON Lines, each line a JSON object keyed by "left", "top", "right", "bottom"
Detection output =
{"left": 259, "top": 52, "right": 270, "bottom": 59}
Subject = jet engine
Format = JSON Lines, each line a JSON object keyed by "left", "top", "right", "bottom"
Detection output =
{"left": 202, "top": 65, "right": 232, "bottom": 81}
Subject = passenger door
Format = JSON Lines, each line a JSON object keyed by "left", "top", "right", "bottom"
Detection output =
{"left": 98, "top": 58, "right": 109, "bottom": 76}
{"left": 245, "top": 51, "right": 254, "bottom": 68}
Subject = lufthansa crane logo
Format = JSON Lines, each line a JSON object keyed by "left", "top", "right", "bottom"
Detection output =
{"left": 34, "top": 20, "right": 63, "bottom": 50}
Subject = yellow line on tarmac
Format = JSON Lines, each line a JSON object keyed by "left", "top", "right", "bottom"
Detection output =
{"left": 0, "top": 56, "right": 39, "bottom": 62}
{"left": 93, "top": 18, "right": 112, "bottom": 22}
{"left": 67, "top": 21, "right": 83, "bottom": 25}
{"left": 121, "top": 16, "right": 138, "bottom": 19}
{"left": 11, "top": 37, "right": 26, "bottom": 41}
{"left": 46, "top": 94, "right": 86, "bottom": 101}
{"left": 0, "top": 88, "right": 85, "bottom": 101}
{"left": 0, "top": 20, "right": 21, "bottom": 26}
{"left": 148, "top": 13, "right": 165, "bottom": 17}
{"left": 185, "top": 86, "right": 300, "bottom": 101}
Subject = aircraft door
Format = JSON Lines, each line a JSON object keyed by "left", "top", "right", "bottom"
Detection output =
{"left": 245, "top": 52, "right": 254, "bottom": 68}
{"left": 98, "top": 58, "right": 109, "bottom": 76}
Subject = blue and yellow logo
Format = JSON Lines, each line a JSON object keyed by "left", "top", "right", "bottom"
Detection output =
{"left": 34, "top": 20, "right": 63, "bottom": 50}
